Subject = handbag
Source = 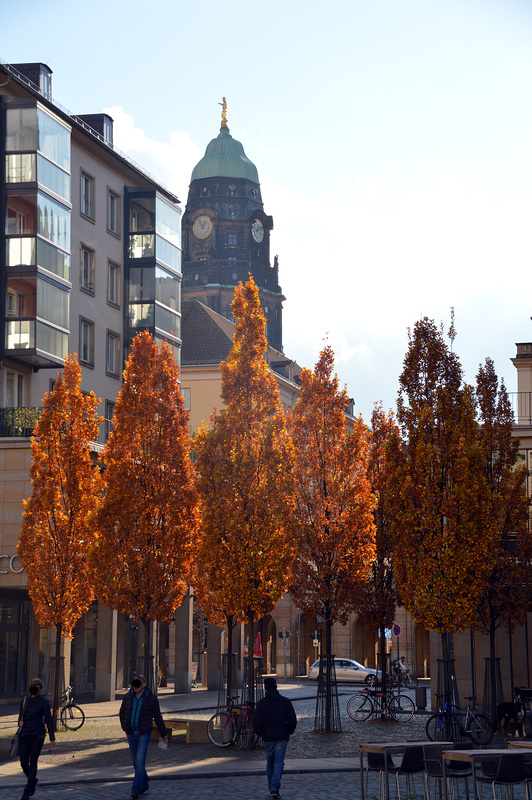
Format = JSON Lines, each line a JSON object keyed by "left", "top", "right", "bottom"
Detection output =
{"left": 9, "top": 729, "right": 21, "bottom": 759}
{"left": 10, "top": 696, "right": 27, "bottom": 758}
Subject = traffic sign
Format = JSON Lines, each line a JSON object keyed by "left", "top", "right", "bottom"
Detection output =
{"left": 393, "top": 624, "right": 401, "bottom": 637}
{"left": 379, "top": 627, "right": 392, "bottom": 638}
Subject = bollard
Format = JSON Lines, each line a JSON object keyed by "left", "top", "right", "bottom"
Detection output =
{"left": 415, "top": 686, "right": 427, "bottom": 710}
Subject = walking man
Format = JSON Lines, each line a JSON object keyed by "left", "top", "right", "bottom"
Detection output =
{"left": 253, "top": 677, "right": 297, "bottom": 799}
{"left": 119, "top": 675, "right": 168, "bottom": 800}
{"left": 18, "top": 678, "right": 55, "bottom": 800}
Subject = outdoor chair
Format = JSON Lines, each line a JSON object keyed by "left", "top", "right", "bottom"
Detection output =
{"left": 394, "top": 745, "right": 425, "bottom": 800}
{"left": 365, "top": 749, "right": 400, "bottom": 799}
{"left": 476, "top": 753, "right": 529, "bottom": 800}
{"left": 423, "top": 744, "right": 471, "bottom": 800}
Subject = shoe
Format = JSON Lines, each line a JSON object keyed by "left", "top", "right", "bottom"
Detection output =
{"left": 131, "top": 794, "right": 139, "bottom": 799}
{"left": 270, "top": 793, "right": 281, "bottom": 799}
{"left": 140, "top": 790, "right": 150, "bottom": 795}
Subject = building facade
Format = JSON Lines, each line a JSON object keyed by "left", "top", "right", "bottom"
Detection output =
{"left": 0, "top": 60, "right": 182, "bottom": 700}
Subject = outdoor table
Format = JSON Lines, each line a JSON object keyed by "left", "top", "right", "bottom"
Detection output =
{"left": 507, "top": 740, "right": 532, "bottom": 749}
{"left": 443, "top": 747, "right": 532, "bottom": 800}
{"left": 359, "top": 741, "right": 452, "bottom": 800}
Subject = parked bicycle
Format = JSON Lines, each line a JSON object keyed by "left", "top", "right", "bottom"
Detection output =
{"left": 347, "top": 685, "right": 415, "bottom": 723}
{"left": 426, "top": 694, "right": 493, "bottom": 745}
{"left": 207, "top": 697, "right": 257, "bottom": 749}
{"left": 58, "top": 685, "right": 85, "bottom": 730}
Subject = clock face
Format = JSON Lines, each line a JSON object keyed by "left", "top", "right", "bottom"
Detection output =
{"left": 193, "top": 215, "right": 213, "bottom": 239}
{"left": 251, "top": 219, "right": 264, "bottom": 243}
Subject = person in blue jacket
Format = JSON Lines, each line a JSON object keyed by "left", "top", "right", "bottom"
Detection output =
{"left": 17, "top": 677, "right": 55, "bottom": 800}
{"left": 253, "top": 677, "right": 297, "bottom": 800}
{"left": 119, "top": 675, "right": 168, "bottom": 800}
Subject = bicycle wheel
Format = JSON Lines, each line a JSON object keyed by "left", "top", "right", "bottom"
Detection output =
{"left": 389, "top": 694, "right": 415, "bottom": 722}
{"left": 466, "top": 713, "right": 493, "bottom": 745}
{"left": 426, "top": 713, "right": 452, "bottom": 742}
{"left": 238, "top": 725, "right": 258, "bottom": 749}
{"left": 207, "top": 711, "right": 236, "bottom": 747}
{"left": 347, "top": 693, "right": 374, "bottom": 721}
{"left": 60, "top": 704, "right": 85, "bottom": 730}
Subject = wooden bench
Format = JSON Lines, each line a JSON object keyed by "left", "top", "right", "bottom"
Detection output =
{"left": 151, "top": 717, "right": 210, "bottom": 744}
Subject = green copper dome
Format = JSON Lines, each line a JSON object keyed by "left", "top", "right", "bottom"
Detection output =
{"left": 191, "top": 125, "right": 259, "bottom": 183}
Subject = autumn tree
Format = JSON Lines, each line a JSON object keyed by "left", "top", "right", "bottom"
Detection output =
{"left": 357, "top": 404, "right": 400, "bottom": 689}
{"left": 18, "top": 354, "right": 103, "bottom": 723}
{"left": 289, "top": 345, "right": 376, "bottom": 674}
{"left": 92, "top": 331, "right": 198, "bottom": 685}
{"left": 472, "top": 358, "right": 531, "bottom": 658}
{"left": 387, "top": 317, "right": 497, "bottom": 661}
{"left": 194, "top": 277, "right": 295, "bottom": 703}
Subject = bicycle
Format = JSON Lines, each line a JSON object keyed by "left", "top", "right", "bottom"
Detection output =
{"left": 426, "top": 695, "right": 493, "bottom": 745}
{"left": 207, "top": 697, "right": 257, "bottom": 749}
{"left": 58, "top": 685, "right": 85, "bottom": 730}
{"left": 347, "top": 685, "right": 415, "bottom": 723}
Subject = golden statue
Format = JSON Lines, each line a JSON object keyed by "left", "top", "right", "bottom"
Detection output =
{"left": 219, "top": 97, "right": 228, "bottom": 128}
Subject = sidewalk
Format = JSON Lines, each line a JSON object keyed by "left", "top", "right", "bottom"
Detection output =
{"left": 0, "top": 680, "right": 429, "bottom": 790}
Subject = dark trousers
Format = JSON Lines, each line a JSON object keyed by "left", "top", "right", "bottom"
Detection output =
{"left": 19, "top": 734, "right": 45, "bottom": 793}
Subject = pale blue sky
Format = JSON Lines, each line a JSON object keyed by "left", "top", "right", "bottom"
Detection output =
{"left": 3, "top": 0, "right": 532, "bottom": 420}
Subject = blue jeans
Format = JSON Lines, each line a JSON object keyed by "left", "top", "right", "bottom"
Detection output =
{"left": 127, "top": 731, "right": 151, "bottom": 793}
{"left": 264, "top": 739, "right": 288, "bottom": 792}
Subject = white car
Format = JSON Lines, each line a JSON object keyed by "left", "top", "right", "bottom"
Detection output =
{"left": 308, "top": 658, "right": 378, "bottom": 684}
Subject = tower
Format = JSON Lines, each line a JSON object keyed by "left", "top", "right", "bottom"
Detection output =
{"left": 181, "top": 99, "right": 284, "bottom": 352}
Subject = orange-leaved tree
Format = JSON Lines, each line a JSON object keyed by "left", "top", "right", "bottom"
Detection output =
{"left": 194, "top": 277, "right": 295, "bottom": 703}
{"left": 387, "top": 317, "right": 497, "bottom": 660}
{"left": 92, "top": 331, "right": 199, "bottom": 685}
{"left": 18, "top": 353, "right": 103, "bottom": 724}
{"left": 289, "top": 345, "right": 376, "bottom": 731}
{"left": 472, "top": 358, "right": 531, "bottom": 658}
{"left": 357, "top": 403, "right": 401, "bottom": 691}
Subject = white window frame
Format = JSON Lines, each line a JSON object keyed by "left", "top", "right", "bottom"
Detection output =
{"left": 107, "top": 189, "right": 120, "bottom": 236}
{"left": 81, "top": 245, "right": 94, "bottom": 293}
{"left": 106, "top": 330, "right": 120, "bottom": 377}
{"left": 80, "top": 318, "right": 94, "bottom": 366}
{"left": 107, "top": 260, "right": 120, "bottom": 307}
{"left": 81, "top": 171, "right": 94, "bottom": 220}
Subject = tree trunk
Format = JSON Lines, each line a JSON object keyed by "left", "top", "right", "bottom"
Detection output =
{"left": 325, "top": 617, "right": 333, "bottom": 731}
{"left": 248, "top": 609, "right": 255, "bottom": 705}
{"left": 158, "top": 622, "right": 168, "bottom": 687}
{"left": 52, "top": 624, "right": 62, "bottom": 732}
{"left": 226, "top": 614, "right": 234, "bottom": 709}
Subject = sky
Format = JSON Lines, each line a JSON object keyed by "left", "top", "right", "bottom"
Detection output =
{"left": 3, "top": 0, "right": 532, "bottom": 422}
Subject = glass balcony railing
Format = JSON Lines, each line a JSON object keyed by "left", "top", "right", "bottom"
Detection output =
{"left": 0, "top": 407, "right": 42, "bottom": 437}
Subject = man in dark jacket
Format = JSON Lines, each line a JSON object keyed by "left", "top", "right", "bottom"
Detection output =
{"left": 119, "top": 675, "right": 168, "bottom": 800}
{"left": 253, "top": 677, "right": 297, "bottom": 799}
{"left": 18, "top": 678, "right": 55, "bottom": 800}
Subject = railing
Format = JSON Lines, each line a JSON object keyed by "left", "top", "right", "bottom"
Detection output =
{"left": 0, "top": 407, "right": 42, "bottom": 437}
{"left": 0, "top": 408, "right": 113, "bottom": 443}
{"left": 509, "top": 393, "right": 532, "bottom": 425}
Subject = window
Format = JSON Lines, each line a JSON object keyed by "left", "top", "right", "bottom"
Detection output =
{"left": 80, "top": 318, "right": 94, "bottom": 366}
{"left": 81, "top": 171, "right": 94, "bottom": 219}
{"left": 107, "top": 261, "right": 120, "bottom": 307}
{"left": 107, "top": 189, "right": 120, "bottom": 235}
{"left": 181, "top": 387, "right": 191, "bottom": 410}
{"left": 81, "top": 246, "right": 94, "bottom": 292}
{"left": 227, "top": 233, "right": 237, "bottom": 246}
{"left": 106, "top": 331, "right": 120, "bottom": 376}
{"left": 105, "top": 400, "right": 115, "bottom": 440}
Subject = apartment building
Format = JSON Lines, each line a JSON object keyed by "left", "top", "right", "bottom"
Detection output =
{"left": 0, "top": 60, "right": 182, "bottom": 700}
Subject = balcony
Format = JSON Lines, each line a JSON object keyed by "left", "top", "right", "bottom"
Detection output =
{"left": 0, "top": 407, "right": 42, "bottom": 437}
{"left": 0, "top": 408, "right": 114, "bottom": 443}
{"left": 509, "top": 393, "right": 532, "bottom": 426}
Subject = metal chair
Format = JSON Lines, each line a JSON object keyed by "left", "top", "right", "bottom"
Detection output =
{"left": 423, "top": 744, "right": 472, "bottom": 800}
{"left": 394, "top": 745, "right": 425, "bottom": 800}
{"left": 476, "top": 753, "right": 529, "bottom": 800}
{"left": 364, "top": 748, "right": 399, "bottom": 799}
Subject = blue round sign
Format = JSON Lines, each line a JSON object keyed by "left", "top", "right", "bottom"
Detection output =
{"left": 392, "top": 624, "right": 401, "bottom": 637}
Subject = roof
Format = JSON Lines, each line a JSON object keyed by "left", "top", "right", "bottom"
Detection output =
{"left": 180, "top": 300, "right": 302, "bottom": 383}
{"left": 190, "top": 125, "right": 259, "bottom": 183}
